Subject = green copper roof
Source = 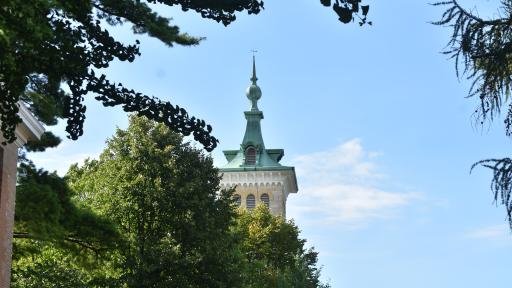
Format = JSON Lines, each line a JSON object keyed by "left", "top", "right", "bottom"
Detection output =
{"left": 221, "top": 57, "right": 292, "bottom": 172}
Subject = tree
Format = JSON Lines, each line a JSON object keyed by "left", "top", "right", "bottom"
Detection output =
{"left": 14, "top": 116, "right": 330, "bottom": 286}
{"left": 5, "top": 2, "right": 350, "bottom": 284}
{"left": 1, "top": 0, "right": 267, "bottom": 151}
{"left": 67, "top": 115, "right": 241, "bottom": 287}
{"left": 14, "top": 162, "right": 119, "bottom": 251}
{"left": 11, "top": 162, "right": 121, "bottom": 287}
{"left": 434, "top": 1, "right": 512, "bottom": 230}
{"left": 1, "top": 0, "right": 369, "bottom": 152}
{"left": 234, "top": 205, "right": 330, "bottom": 288}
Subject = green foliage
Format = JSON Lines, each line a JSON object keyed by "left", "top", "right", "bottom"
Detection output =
{"left": 12, "top": 162, "right": 122, "bottom": 287}
{"left": 0, "top": 0, "right": 265, "bottom": 151}
{"left": 14, "top": 116, "right": 329, "bottom": 287}
{"left": 14, "top": 162, "right": 119, "bottom": 253}
{"left": 14, "top": 253, "right": 91, "bottom": 288}
{"left": 67, "top": 115, "right": 241, "bottom": 287}
{"left": 12, "top": 246, "right": 121, "bottom": 288}
{"left": 235, "top": 205, "right": 330, "bottom": 288}
{"left": 1, "top": 0, "right": 367, "bottom": 151}
{"left": 24, "top": 132, "right": 61, "bottom": 152}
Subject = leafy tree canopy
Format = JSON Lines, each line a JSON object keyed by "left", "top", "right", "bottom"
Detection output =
{"left": 13, "top": 116, "right": 329, "bottom": 287}
{"left": 14, "top": 161, "right": 120, "bottom": 255}
{"left": 12, "top": 162, "right": 122, "bottom": 287}
{"left": 235, "top": 205, "right": 330, "bottom": 288}
{"left": 66, "top": 115, "right": 240, "bottom": 287}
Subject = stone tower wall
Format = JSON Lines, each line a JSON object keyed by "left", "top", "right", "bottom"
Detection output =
{"left": 219, "top": 170, "right": 296, "bottom": 218}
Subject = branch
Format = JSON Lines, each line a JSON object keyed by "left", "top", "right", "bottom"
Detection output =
{"left": 433, "top": 0, "right": 512, "bottom": 127}
{"left": 13, "top": 232, "right": 103, "bottom": 253}
{"left": 471, "top": 158, "right": 512, "bottom": 231}
{"left": 452, "top": 0, "right": 512, "bottom": 26}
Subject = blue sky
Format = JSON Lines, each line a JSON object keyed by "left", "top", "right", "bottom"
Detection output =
{"left": 29, "top": 1, "right": 512, "bottom": 287}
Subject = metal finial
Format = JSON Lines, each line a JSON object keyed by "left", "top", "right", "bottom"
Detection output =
{"left": 246, "top": 51, "right": 261, "bottom": 111}
{"left": 251, "top": 50, "right": 258, "bottom": 84}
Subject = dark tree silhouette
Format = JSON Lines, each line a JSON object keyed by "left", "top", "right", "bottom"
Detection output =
{"left": 321, "top": 0, "right": 371, "bottom": 25}
{"left": 1, "top": 1, "right": 368, "bottom": 152}
{"left": 471, "top": 158, "right": 512, "bottom": 230}
{"left": 434, "top": 0, "right": 512, "bottom": 230}
{"left": 0, "top": 0, "right": 265, "bottom": 152}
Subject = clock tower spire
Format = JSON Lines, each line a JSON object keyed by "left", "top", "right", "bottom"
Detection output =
{"left": 219, "top": 57, "right": 298, "bottom": 217}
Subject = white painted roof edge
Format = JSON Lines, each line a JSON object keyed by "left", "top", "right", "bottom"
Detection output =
{"left": 15, "top": 102, "right": 45, "bottom": 146}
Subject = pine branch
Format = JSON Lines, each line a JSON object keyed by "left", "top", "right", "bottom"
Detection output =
{"left": 471, "top": 158, "right": 512, "bottom": 230}
{"left": 433, "top": 0, "right": 512, "bottom": 128}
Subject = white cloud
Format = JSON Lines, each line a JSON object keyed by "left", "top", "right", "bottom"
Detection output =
{"left": 466, "top": 224, "right": 511, "bottom": 240}
{"left": 287, "top": 139, "right": 418, "bottom": 227}
{"left": 293, "top": 138, "right": 384, "bottom": 184}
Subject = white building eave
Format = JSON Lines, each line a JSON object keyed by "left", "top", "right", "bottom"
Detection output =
{"left": 14, "top": 102, "right": 45, "bottom": 147}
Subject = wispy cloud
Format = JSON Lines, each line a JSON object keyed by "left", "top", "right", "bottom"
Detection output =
{"left": 293, "top": 138, "right": 383, "bottom": 182}
{"left": 466, "top": 224, "right": 511, "bottom": 241}
{"left": 287, "top": 138, "right": 418, "bottom": 227}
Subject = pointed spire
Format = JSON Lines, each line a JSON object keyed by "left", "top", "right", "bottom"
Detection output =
{"left": 246, "top": 54, "right": 262, "bottom": 111}
{"left": 251, "top": 55, "right": 258, "bottom": 84}
{"left": 221, "top": 54, "right": 288, "bottom": 171}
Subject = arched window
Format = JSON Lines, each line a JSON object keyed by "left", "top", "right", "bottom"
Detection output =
{"left": 246, "top": 194, "right": 256, "bottom": 211}
{"left": 260, "top": 193, "right": 270, "bottom": 208}
{"left": 233, "top": 194, "right": 241, "bottom": 206}
{"left": 245, "top": 146, "right": 256, "bottom": 165}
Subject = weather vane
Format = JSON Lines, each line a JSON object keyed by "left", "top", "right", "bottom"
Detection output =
{"left": 251, "top": 49, "right": 258, "bottom": 56}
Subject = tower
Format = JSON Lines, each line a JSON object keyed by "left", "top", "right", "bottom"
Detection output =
{"left": 219, "top": 57, "right": 298, "bottom": 217}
